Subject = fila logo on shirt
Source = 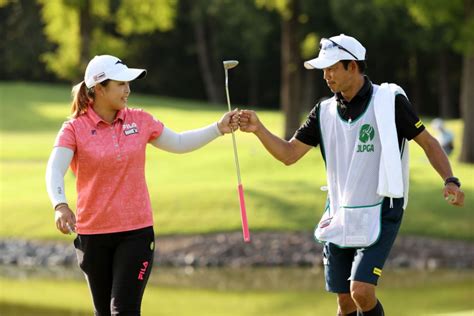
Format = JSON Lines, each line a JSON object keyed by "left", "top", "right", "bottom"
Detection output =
{"left": 123, "top": 122, "right": 139, "bottom": 136}
{"left": 357, "top": 124, "right": 375, "bottom": 153}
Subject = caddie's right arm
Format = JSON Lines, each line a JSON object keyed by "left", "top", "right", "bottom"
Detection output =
{"left": 238, "top": 110, "right": 312, "bottom": 165}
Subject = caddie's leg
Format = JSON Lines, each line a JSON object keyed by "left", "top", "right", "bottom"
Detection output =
{"left": 350, "top": 281, "right": 379, "bottom": 312}
{"left": 323, "top": 243, "right": 358, "bottom": 315}
{"left": 348, "top": 197, "right": 404, "bottom": 315}
{"left": 337, "top": 293, "right": 358, "bottom": 315}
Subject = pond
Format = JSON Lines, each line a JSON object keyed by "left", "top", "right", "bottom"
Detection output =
{"left": 0, "top": 266, "right": 472, "bottom": 316}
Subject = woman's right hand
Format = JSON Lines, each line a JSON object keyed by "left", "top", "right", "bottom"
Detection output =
{"left": 55, "top": 204, "right": 76, "bottom": 234}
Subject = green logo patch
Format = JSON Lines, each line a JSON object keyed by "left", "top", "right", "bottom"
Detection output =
{"left": 359, "top": 124, "right": 375, "bottom": 143}
{"left": 357, "top": 124, "right": 376, "bottom": 153}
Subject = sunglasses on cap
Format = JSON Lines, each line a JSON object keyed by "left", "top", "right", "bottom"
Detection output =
{"left": 319, "top": 38, "right": 359, "bottom": 60}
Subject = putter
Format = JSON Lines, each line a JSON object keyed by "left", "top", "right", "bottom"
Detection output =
{"left": 223, "top": 60, "right": 250, "bottom": 243}
{"left": 67, "top": 223, "right": 76, "bottom": 234}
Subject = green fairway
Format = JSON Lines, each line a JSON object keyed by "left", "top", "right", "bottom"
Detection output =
{"left": 0, "top": 82, "right": 473, "bottom": 240}
{"left": 0, "top": 268, "right": 472, "bottom": 316}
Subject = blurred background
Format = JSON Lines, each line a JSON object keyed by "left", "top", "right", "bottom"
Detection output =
{"left": 1, "top": 0, "right": 474, "bottom": 144}
{"left": 0, "top": 0, "right": 473, "bottom": 315}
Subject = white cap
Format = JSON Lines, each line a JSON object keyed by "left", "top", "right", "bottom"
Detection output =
{"left": 304, "top": 34, "right": 366, "bottom": 70}
{"left": 84, "top": 55, "right": 147, "bottom": 88}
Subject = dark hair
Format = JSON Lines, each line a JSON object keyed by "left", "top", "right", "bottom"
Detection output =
{"left": 70, "top": 80, "right": 110, "bottom": 118}
{"left": 340, "top": 60, "right": 367, "bottom": 74}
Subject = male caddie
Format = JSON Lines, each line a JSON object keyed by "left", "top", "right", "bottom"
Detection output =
{"left": 237, "top": 34, "right": 464, "bottom": 315}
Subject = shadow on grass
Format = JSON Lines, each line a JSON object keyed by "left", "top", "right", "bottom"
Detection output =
{"left": 245, "top": 181, "right": 321, "bottom": 230}
{"left": 0, "top": 82, "right": 232, "bottom": 133}
{"left": 401, "top": 177, "right": 473, "bottom": 240}
{"left": 130, "top": 93, "right": 228, "bottom": 112}
{"left": 0, "top": 82, "right": 70, "bottom": 132}
{"left": 0, "top": 303, "right": 89, "bottom": 316}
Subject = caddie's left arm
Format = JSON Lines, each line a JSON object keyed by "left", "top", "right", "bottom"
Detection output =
{"left": 413, "top": 129, "right": 464, "bottom": 206}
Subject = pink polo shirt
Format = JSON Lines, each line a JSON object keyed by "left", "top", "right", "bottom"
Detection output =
{"left": 55, "top": 106, "right": 164, "bottom": 234}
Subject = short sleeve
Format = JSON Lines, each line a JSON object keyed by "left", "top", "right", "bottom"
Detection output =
{"left": 54, "top": 121, "right": 77, "bottom": 151}
{"left": 394, "top": 94, "right": 425, "bottom": 141}
{"left": 294, "top": 104, "right": 321, "bottom": 147}
{"left": 142, "top": 111, "right": 164, "bottom": 142}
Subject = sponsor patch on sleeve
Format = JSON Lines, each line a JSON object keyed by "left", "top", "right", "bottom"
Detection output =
{"left": 373, "top": 267, "right": 382, "bottom": 276}
{"left": 415, "top": 120, "right": 423, "bottom": 129}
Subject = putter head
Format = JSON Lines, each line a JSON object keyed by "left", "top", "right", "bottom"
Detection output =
{"left": 223, "top": 60, "right": 239, "bottom": 70}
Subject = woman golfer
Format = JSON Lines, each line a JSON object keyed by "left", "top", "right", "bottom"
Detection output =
{"left": 46, "top": 55, "right": 237, "bottom": 315}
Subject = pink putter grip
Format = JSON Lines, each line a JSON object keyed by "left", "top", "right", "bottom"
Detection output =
{"left": 238, "top": 184, "right": 250, "bottom": 242}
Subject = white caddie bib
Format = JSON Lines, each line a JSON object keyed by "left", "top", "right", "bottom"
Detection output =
{"left": 315, "top": 85, "right": 384, "bottom": 247}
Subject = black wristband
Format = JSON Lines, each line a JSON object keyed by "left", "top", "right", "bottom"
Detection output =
{"left": 444, "top": 177, "right": 461, "bottom": 188}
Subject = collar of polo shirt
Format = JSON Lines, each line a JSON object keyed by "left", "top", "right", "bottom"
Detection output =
{"left": 87, "top": 104, "right": 126, "bottom": 127}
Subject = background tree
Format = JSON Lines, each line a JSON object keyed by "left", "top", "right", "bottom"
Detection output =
{"left": 0, "top": 0, "right": 55, "bottom": 81}
{"left": 388, "top": 0, "right": 474, "bottom": 162}
{"left": 183, "top": 0, "right": 275, "bottom": 105}
{"left": 256, "top": 0, "right": 343, "bottom": 139}
{"left": 256, "top": 0, "right": 306, "bottom": 139}
{"left": 0, "top": 0, "right": 470, "bottom": 158}
{"left": 458, "top": 0, "right": 474, "bottom": 163}
{"left": 279, "top": 0, "right": 302, "bottom": 139}
{"left": 37, "top": 0, "right": 177, "bottom": 83}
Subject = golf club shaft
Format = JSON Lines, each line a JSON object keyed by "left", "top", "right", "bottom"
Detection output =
{"left": 225, "top": 69, "right": 242, "bottom": 184}
{"left": 225, "top": 68, "right": 250, "bottom": 242}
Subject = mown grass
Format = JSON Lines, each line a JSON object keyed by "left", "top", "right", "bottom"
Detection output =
{"left": 0, "top": 82, "right": 472, "bottom": 240}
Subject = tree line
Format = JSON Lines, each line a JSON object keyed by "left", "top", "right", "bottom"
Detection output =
{"left": 0, "top": 0, "right": 473, "bottom": 162}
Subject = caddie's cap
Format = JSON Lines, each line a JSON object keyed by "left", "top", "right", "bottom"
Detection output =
{"left": 304, "top": 34, "right": 366, "bottom": 69}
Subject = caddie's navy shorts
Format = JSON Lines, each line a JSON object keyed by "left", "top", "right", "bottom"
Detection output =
{"left": 323, "top": 197, "right": 404, "bottom": 293}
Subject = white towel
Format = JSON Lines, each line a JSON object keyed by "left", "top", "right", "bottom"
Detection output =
{"left": 374, "top": 83, "right": 409, "bottom": 202}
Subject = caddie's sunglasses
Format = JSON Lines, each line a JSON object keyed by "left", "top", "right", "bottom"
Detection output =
{"left": 320, "top": 38, "right": 359, "bottom": 60}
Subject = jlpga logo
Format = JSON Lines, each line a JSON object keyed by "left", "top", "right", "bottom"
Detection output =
{"left": 357, "top": 124, "right": 375, "bottom": 153}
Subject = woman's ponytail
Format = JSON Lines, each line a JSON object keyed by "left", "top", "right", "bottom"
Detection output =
{"left": 70, "top": 81, "right": 93, "bottom": 118}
